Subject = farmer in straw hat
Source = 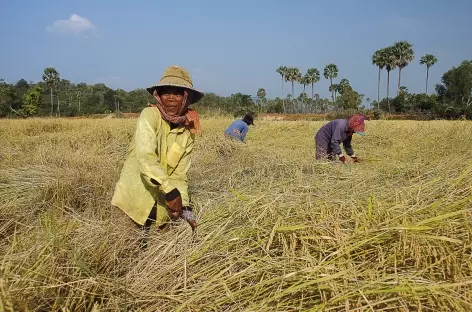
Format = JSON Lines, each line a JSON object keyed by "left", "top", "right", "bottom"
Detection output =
{"left": 314, "top": 114, "right": 366, "bottom": 163}
{"left": 111, "top": 65, "right": 204, "bottom": 248}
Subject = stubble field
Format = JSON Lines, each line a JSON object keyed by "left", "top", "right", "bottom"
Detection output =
{"left": 0, "top": 116, "right": 471, "bottom": 311}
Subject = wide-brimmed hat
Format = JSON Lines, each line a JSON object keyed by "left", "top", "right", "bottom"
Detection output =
{"left": 146, "top": 65, "right": 204, "bottom": 104}
{"left": 349, "top": 114, "right": 366, "bottom": 136}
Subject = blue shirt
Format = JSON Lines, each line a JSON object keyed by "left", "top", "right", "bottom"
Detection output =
{"left": 224, "top": 119, "right": 248, "bottom": 142}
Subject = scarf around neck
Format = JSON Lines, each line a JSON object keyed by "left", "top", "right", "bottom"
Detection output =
{"left": 148, "top": 90, "right": 201, "bottom": 135}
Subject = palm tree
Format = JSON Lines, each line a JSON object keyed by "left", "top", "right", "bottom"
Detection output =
{"left": 382, "top": 47, "right": 396, "bottom": 111}
{"left": 300, "top": 75, "right": 309, "bottom": 94}
{"left": 257, "top": 88, "right": 266, "bottom": 113}
{"left": 76, "top": 82, "right": 87, "bottom": 113}
{"left": 420, "top": 54, "right": 438, "bottom": 94}
{"left": 329, "top": 84, "right": 339, "bottom": 102}
{"left": 299, "top": 75, "right": 309, "bottom": 113}
{"left": 372, "top": 49, "right": 386, "bottom": 103}
{"left": 42, "top": 68, "right": 60, "bottom": 116}
{"left": 392, "top": 41, "right": 414, "bottom": 95}
{"left": 306, "top": 68, "right": 320, "bottom": 100}
{"left": 276, "top": 66, "right": 288, "bottom": 113}
{"left": 284, "top": 68, "right": 302, "bottom": 111}
{"left": 324, "top": 64, "right": 338, "bottom": 102}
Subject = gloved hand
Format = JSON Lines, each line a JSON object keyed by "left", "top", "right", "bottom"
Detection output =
{"left": 338, "top": 155, "right": 346, "bottom": 163}
{"left": 165, "top": 188, "right": 183, "bottom": 220}
{"left": 352, "top": 156, "right": 361, "bottom": 163}
{"left": 181, "top": 206, "right": 197, "bottom": 232}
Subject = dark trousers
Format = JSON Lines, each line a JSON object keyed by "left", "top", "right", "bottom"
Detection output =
{"left": 137, "top": 204, "right": 168, "bottom": 250}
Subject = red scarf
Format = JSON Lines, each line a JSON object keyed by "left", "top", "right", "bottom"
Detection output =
{"left": 148, "top": 90, "right": 201, "bottom": 135}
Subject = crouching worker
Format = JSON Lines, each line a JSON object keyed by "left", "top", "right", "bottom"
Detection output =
{"left": 314, "top": 114, "right": 366, "bottom": 163}
{"left": 111, "top": 65, "right": 203, "bottom": 249}
{"left": 224, "top": 114, "right": 255, "bottom": 143}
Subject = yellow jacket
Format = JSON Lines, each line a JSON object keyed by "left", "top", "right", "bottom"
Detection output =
{"left": 111, "top": 107, "right": 195, "bottom": 225}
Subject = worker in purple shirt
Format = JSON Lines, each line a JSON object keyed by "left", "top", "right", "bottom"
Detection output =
{"left": 224, "top": 114, "right": 255, "bottom": 143}
{"left": 314, "top": 114, "right": 366, "bottom": 163}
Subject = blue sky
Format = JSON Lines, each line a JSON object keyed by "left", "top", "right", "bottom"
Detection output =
{"left": 1, "top": 0, "right": 472, "bottom": 102}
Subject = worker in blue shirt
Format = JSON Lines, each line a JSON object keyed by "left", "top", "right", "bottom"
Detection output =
{"left": 224, "top": 114, "right": 255, "bottom": 143}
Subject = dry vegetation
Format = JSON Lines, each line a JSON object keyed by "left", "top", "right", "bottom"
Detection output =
{"left": 0, "top": 116, "right": 471, "bottom": 311}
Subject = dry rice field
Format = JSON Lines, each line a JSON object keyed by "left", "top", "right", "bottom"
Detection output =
{"left": 0, "top": 116, "right": 471, "bottom": 311}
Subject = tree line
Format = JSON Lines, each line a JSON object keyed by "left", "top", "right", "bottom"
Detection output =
{"left": 268, "top": 41, "right": 470, "bottom": 118}
{"left": 1, "top": 41, "right": 471, "bottom": 119}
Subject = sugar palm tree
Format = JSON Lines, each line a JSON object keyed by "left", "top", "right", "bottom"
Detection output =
{"left": 393, "top": 41, "right": 414, "bottom": 95}
{"left": 42, "top": 68, "right": 60, "bottom": 116}
{"left": 324, "top": 64, "right": 338, "bottom": 102}
{"left": 372, "top": 49, "right": 386, "bottom": 103}
{"left": 285, "top": 67, "right": 302, "bottom": 109}
{"left": 300, "top": 75, "right": 309, "bottom": 94}
{"left": 420, "top": 54, "right": 438, "bottom": 93}
{"left": 257, "top": 88, "right": 266, "bottom": 113}
{"left": 306, "top": 68, "right": 320, "bottom": 100}
{"left": 276, "top": 66, "right": 288, "bottom": 113}
{"left": 382, "top": 47, "right": 396, "bottom": 111}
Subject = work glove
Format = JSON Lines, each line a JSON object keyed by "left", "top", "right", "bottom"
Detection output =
{"left": 181, "top": 206, "right": 198, "bottom": 232}
{"left": 165, "top": 188, "right": 183, "bottom": 220}
{"left": 351, "top": 156, "right": 361, "bottom": 163}
{"left": 338, "top": 155, "right": 346, "bottom": 163}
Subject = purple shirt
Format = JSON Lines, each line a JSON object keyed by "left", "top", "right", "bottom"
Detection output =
{"left": 314, "top": 119, "right": 354, "bottom": 156}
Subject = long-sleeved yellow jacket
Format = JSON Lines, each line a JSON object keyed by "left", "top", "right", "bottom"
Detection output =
{"left": 111, "top": 107, "right": 194, "bottom": 226}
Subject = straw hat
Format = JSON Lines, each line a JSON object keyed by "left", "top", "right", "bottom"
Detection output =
{"left": 146, "top": 65, "right": 204, "bottom": 104}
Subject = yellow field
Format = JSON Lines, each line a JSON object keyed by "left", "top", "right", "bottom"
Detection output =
{"left": 1, "top": 116, "right": 471, "bottom": 311}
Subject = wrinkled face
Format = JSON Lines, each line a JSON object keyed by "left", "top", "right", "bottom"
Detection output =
{"left": 159, "top": 87, "right": 185, "bottom": 115}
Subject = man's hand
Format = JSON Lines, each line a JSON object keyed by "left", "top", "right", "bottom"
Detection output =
{"left": 165, "top": 188, "right": 183, "bottom": 220}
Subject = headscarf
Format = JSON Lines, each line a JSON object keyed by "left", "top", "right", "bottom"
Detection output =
{"left": 348, "top": 114, "right": 366, "bottom": 133}
{"left": 148, "top": 90, "right": 201, "bottom": 135}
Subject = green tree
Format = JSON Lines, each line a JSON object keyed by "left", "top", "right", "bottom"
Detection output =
{"left": 0, "top": 79, "right": 22, "bottom": 117}
{"left": 256, "top": 88, "right": 266, "bottom": 113}
{"left": 276, "top": 66, "right": 288, "bottom": 113}
{"left": 284, "top": 68, "right": 302, "bottom": 109}
{"left": 300, "top": 75, "right": 308, "bottom": 94}
{"left": 324, "top": 64, "right": 339, "bottom": 102}
{"left": 372, "top": 49, "right": 386, "bottom": 103}
{"left": 266, "top": 97, "right": 284, "bottom": 113}
{"left": 229, "top": 92, "right": 256, "bottom": 117}
{"left": 76, "top": 82, "right": 87, "bottom": 113}
{"left": 393, "top": 41, "right": 414, "bottom": 95}
{"left": 382, "top": 47, "right": 397, "bottom": 111}
{"left": 305, "top": 68, "right": 320, "bottom": 101}
{"left": 42, "top": 68, "right": 60, "bottom": 116}
{"left": 338, "top": 88, "right": 362, "bottom": 110}
{"left": 21, "top": 85, "right": 43, "bottom": 117}
{"left": 420, "top": 54, "right": 438, "bottom": 94}
{"left": 15, "top": 79, "right": 30, "bottom": 101}
{"left": 336, "top": 78, "right": 351, "bottom": 95}
{"left": 435, "top": 60, "right": 472, "bottom": 117}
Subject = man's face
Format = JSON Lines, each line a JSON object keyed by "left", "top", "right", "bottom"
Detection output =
{"left": 159, "top": 87, "right": 185, "bottom": 115}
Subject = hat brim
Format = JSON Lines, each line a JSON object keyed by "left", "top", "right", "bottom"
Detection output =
{"left": 146, "top": 84, "right": 204, "bottom": 104}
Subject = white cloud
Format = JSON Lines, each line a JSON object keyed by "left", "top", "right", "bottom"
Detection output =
{"left": 46, "top": 14, "right": 97, "bottom": 36}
